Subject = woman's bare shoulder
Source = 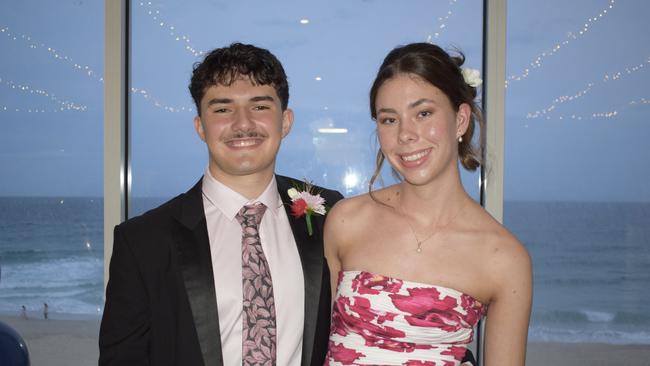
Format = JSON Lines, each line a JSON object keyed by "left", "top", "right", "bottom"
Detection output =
{"left": 325, "top": 186, "right": 398, "bottom": 244}
{"left": 329, "top": 185, "right": 398, "bottom": 218}
{"left": 467, "top": 205, "right": 532, "bottom": 290}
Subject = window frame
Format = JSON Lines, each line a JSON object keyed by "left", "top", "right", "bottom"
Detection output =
{"left": 103, "top": 1, "right": 507, "bottom": 363}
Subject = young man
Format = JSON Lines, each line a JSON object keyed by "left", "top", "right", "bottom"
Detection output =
{"left": 99, "top": 43, "right": 343, "bottom": 366}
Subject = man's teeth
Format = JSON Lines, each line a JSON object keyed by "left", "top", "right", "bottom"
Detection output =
{"left": 401, "top": 150, "right": 429, "bottom": 162}
{"left": 231, "top": 139, "right": 258, "bottom": 147}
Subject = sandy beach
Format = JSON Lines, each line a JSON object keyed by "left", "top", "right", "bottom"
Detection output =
{"left": 2, "top": 313, "right": 650, "bottom": 365}
{"left": 526, "top": 342, "right": 650, "bottom": 365}
{"left": 0, "top": 314, "right": 100, "bottom": 366}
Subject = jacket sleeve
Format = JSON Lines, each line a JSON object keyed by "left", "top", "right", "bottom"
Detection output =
{"left": 99, "top": 224, "right": 151, "bottom": 365}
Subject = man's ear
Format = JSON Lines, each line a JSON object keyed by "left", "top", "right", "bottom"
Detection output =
{"left": 281, "top": 108, "right": 294, "bottom": 138}
{"left": 194, "top": 115, "right": 206, "bottom": 142}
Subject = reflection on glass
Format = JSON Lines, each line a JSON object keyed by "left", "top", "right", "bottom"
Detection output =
{"left": 505, "top": 0, "right": 650, "bottom": 363}
{"left": 0, "top": 0, "right": 103, "bottom": 364}
{"left": 129, "top": 0, "right": 484, "bottom": 217}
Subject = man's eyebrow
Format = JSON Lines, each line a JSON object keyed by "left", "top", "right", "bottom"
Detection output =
{"left": 206, "top": 98, "right": 232, "bottom": 106}
{"left": 250, "top": 95, "right": 275, "bottom": 103}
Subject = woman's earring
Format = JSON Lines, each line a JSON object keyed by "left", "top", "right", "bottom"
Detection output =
{"left": 458, "top": 136, "right": 463, "bottom": 143}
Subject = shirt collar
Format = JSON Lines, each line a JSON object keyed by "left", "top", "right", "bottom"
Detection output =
{"left": 201, "top": 168, "right": 282, "bottom": 221}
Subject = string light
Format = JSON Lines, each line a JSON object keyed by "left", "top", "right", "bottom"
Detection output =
{"left": 0, "top": 25, "right": 103, "bottom": 82}
{"left": 531, "top": 98, "right": 650, "bottom": 121}
{"left": 131, "top": 87, "right": 194, "bottom": 113}
{"left": 427, "top": 0, "right": 458, "bottom": 41}
{"left": 603, "top": 56, "right": 650, "bottom": 82}
{"left": 526, "top": 55, "right": 649, "bottom": 119}
{"left": 137, "top": 2, "right": 204, "bottom": 57}
{"left": 526, "top": 83, "right": 594, "bottom": 119}
{"left": 591, "top": 110, "right": 617, "bottom": 119}
{"left": 1, "top": 24, "right": 193, "bottom": 113}
{"left": 628, "top": 97, "right": 650, "bottom": 106}
{"left": 506, "top": 0, "right": 615, "bottom": 87}
{"left": 0, "top": 76, "right": 87, "bottom": 112}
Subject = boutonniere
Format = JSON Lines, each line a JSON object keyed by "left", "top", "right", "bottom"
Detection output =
{"left": 287, "top": 181, "right": 326, "bottom": 236}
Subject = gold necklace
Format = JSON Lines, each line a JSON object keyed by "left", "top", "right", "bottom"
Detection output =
{"left": 397, "top": 199, "right": 466, "bottom": 253}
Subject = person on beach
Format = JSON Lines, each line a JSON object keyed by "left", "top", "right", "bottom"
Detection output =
{"left": 99, "top": 43, "right": 343, "bottom": 366}
{"left": 43, "top": 303, "right": 48, "bottom": 320}
{"left": 20, "top": 305, "right": 27, "bottom": 320}
{"left": 324, "top": 42, "right": 532, "bottom": 365}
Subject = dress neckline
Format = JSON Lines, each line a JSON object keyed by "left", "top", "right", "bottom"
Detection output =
{"left": 340, "top": 270, "right": 485, "bottom": 306}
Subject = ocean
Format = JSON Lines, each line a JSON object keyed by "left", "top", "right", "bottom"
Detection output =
{"left": 505, "top": 201, "right": 650, "bottom": 344}
{"left": 0, "top": 197, "right": 649, "bottom": 344}
{"left": 0, "top": 197, "right": 104, "bottom": 317}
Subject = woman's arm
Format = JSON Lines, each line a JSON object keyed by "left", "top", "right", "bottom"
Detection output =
{"left": 483, "top": 236, "right": 533, "bottom": 366}
{"left": 324, "top": 201, "right": 347, "bottom": 301}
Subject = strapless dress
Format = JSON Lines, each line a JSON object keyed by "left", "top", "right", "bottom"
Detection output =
{"left": 325, "top": 270, "right": 485, "bottom": 366}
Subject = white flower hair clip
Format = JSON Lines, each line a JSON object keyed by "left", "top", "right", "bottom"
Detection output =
{"left": 461, "top": 68, "right": 482, "bottom": 88}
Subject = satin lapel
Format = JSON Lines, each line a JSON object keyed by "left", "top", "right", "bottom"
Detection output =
{"left": 174, "top": 180, "right": 223, "bottom": 366}
{"left": 276, "top": 176, "right": 323, "bottom": 366}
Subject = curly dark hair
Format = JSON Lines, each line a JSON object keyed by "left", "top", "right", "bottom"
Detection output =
{"left": 189, "top": 42, "right": 289, "bottom": 114}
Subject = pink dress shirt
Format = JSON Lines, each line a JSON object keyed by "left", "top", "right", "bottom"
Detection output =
{"left": 201, "top": 170, "right": 305, "bottom": 365}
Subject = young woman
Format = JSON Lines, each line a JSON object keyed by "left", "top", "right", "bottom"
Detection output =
{"left": 324, "top": 43, "right": 532, "bottom": 366}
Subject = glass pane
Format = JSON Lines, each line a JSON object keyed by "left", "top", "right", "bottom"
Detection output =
{"left": 129, "top": 0, "right": 484, "bottom": 216}
{"left": 505, "top": 0, "right": 650, "bottom": 363}
{"left": 0, "top": 1, "right": 104, "bottom": 365}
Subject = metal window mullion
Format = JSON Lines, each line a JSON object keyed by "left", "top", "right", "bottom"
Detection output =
{"left": 104, "top": 0, "right": 128, "bottom": 293}
{"left": 478, "top": 0, "right": 507, "bottom": 364}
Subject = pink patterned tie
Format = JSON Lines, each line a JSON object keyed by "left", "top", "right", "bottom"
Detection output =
{"left": 236, "top": 203, "right": 276, "bottom": 365}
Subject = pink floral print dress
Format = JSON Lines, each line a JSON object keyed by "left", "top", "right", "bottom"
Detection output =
{"left": 325, "top": 271, "right": 485, "bottom": 366}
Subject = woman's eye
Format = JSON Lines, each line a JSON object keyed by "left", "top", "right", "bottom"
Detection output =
{"left": 418, "top": 110, "right": 432, "bottom": 118}
{"left": 253, "top": 105, "right": 270, "bottom": 111}
{"left": 213, "top": 108, "right": 228, "bottom": 113}
{"left": 380, "top": 117, "right": 397, "bottom": 125}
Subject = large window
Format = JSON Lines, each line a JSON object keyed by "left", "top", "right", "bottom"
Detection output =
{"left": 0, "top": 1, "right": 103, "bottom": 365}
{"left": 129, "top": 0, "right": 485, "bottom": 216}
{"left": 504, "top": 0, "right": 650, "bottom": 363}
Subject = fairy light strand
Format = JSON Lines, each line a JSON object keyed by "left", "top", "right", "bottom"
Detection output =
{"left": 526, "top": 83, "right": 594, "bottom": 119}
{"left": 427, "top": 0, "right": 458, "bottom": 41}
{"left": 1, "top": 24, "right": 194, "bottom": 113}
{"left": 526, "top": 55, "right": 649, "bottom": 119}
{"left": 603, "top": 56, "right": 650, "bottom": 82}
{"left": 138, "top": 1, "right": 205, "bottom": 57}
{"left": 628, "top": 97, "right": 650, "bottom": 106}
{"left": 131, "top": 87, "right": 195, "bottom": 113}
{"left": 0, "top": 76, "right": 88, "bottom": 113}
{"left": 0, "top": 26, "right": 103, "bottom": 83}
{"left": 506, "top": 0, "right": 615, "bottom": 88}
{"left": 532, "top": 97, "right": 649, "bottom": 121}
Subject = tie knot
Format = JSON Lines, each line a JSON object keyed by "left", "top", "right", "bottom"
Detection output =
{"left": 236, "top": 203, "right": 266, "bottom": 228}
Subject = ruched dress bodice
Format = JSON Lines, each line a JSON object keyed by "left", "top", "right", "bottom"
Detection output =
{"left": 325, "top": 270, "right": 485, "bottom": 366}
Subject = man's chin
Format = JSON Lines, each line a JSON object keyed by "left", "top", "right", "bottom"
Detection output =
{"left": 210, "top": 162, "right": 276, "bottom": 178}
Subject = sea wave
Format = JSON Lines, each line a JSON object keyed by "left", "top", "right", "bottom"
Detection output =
{"left": 537, "top": 276, "right": 649, "bottom": 286}
{"left": 533, "top": 309, "right": 650, "bottom": 326}
{"left": 0, "top": 297, "right": 102, "bottom": 315}
{"left": 528, "top": 325, "right": 650, "bottom": 345}
{"left": 0, "top": 254, "right": 103, "bottom": 315}
{"left": 1, "top": 245, "right": 101, "bottom": 259}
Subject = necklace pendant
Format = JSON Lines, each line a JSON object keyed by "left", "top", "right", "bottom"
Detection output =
{"left": 416, "top": 246, "right": 422, "bottom": 253}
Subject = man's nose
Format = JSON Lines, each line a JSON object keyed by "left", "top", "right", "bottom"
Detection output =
{"left": 232, "top": 109, "right": 254, "bottom": 131}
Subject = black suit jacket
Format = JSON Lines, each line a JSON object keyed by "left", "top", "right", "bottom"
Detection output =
{"left": 99, "top": 175, "right": 344, "bottom": 366}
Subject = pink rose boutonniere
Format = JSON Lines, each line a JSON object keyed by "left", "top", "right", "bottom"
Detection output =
{"left": 287, "top": 182, "right": 326, "bottom": 236}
